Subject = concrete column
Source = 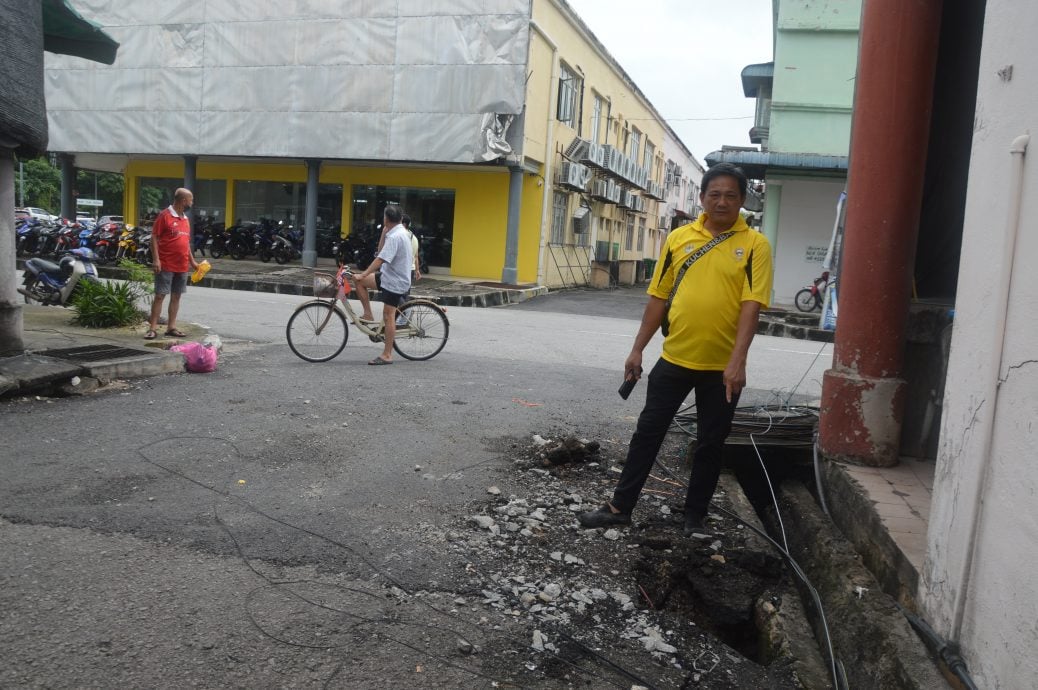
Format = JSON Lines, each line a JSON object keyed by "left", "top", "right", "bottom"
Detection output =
{"left": 59, "top": 153, "right": 75, "bottom": 220}
{"left": 760, "top": 179, "right": 782, "bottom": 306}
{"left": 501, "top": 166, "right": 523, "bottom": 285}
{"left": 183, "top": 155, "right": 197, "bottom": 193}
{"left": 183, "top": 155, "right": 198, "bottom": 247}
{"left": 818, "top": 0, "right": 943, "bottom": 466}
{"left": 303, "top": 159, "right": 321, "bottom": 268}
{"left": 0, "top": 147, "right": 25, "bottom": 354}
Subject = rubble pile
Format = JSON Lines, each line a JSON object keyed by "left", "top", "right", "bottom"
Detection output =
{"left": 440, "top": 433, "right": 807, "bottom": 689}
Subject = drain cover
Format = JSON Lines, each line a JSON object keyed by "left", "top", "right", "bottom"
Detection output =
{"left": 40, "top": 344, "right": 154, "bottom": 362}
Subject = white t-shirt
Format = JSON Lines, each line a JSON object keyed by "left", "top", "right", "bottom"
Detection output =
{"left": 376, "top": 225, "right": 413, "bottom": 294}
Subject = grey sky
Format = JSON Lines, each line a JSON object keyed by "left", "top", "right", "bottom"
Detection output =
{"left": 562, "top": 0, "right": 774, "bottom": 165}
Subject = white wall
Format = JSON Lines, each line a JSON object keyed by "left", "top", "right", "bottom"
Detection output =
{"left": 768, "top": 176, "right": 844, "bottom": 305}
{"left": 921, "top": 1, "right": 1038, "bottom": 687}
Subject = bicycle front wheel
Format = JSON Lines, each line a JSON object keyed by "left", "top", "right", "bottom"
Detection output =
{"left": 286, "top": 301, "right": 349, "bottom": 362}
{"left": 392, "top": 300, "right": 449, "bottom": 361}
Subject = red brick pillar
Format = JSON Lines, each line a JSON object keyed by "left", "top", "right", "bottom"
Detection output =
{"left": 819, "top": 0, "right": 943, "bottom": 466}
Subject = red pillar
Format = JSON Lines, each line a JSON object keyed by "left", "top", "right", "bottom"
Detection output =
{"left": 819, "top": 0, "right": 943, "bottom": 466}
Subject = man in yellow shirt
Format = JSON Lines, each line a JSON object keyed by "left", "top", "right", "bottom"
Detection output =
{"left": 579, "top": 163, "right": 773, "bottom": 535}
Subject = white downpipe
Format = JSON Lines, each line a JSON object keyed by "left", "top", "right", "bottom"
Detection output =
{"left": 950, "top": 133, "right": 1030, "bottom": 643}
{"left": 530, "top": 19, "right": 557, "bottom": 287}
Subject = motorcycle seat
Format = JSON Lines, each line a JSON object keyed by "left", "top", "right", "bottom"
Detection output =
{"left": 26, "top": 257, "right": 62, "bottom": 274}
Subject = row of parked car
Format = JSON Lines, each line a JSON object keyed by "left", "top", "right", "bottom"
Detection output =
{"left": 15, "top": 207, "right": 123, "bottom": 229}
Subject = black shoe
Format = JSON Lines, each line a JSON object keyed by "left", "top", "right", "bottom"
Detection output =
{"left": 578, "top": 504, "right": 631, "bottom": 529}
{"left": 682, "top": 515, "right": 706, "bottom": 537}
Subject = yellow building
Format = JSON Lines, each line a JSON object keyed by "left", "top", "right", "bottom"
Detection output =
{"left": 45, "top": 0, "right": 701, "bottom": 287}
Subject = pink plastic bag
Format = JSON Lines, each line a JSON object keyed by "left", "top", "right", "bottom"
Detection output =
{"left": 170, "top": 342, "right": 218, "bottom": 373}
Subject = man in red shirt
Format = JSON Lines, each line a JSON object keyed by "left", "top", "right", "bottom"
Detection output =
{"left": 145, "top": 188, "right": 199, "bottom": 340}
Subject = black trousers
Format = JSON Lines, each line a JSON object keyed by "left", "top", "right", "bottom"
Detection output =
{"left": 611, "top": 358, "right": 739, "bottom": 520}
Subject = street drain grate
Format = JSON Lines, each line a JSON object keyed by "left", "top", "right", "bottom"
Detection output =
{"left": 40, "top": 345, "right": 154, "bottom": 362}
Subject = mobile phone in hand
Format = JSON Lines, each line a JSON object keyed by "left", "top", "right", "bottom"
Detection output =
{"left": 618, "top": 376, "right": 638, "bottom": 400}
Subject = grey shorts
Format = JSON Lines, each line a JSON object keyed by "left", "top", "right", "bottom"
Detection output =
{"left": 155, "top": 271, "right": 189, "bottom": 295}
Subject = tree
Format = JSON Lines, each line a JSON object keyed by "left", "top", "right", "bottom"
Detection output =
{"left": 75, "top": 169, "right": 124, "bottom": 217}
{"left": 14, "top": 157, "right": 60, "bottom": 211}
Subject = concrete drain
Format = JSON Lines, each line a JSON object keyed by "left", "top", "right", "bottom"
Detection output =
{"left": 632, "top": 539, "right": 786, "bottom": 663}
{"left": 38, "top": 344, "right": 155, "bottom": 362}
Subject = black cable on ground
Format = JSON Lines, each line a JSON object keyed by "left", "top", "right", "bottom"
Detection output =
{"left": 896, "top": 603, "right": 980, "bottom": 690}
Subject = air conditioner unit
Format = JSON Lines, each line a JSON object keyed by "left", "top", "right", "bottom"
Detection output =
{"left": 564, "top": 137, "right": 590, "bottom": 161}
{"left": 659, "top": 214, "right": 669, "bottom": 229}
{"left": 624, "top": 158, "right": 636, "bottom": 182}
{"left": 559, "top": 162, "right": 590, "bottom": 191}
{"left": 630, "top": 195, "right": 644, "bottom": 212}
{"left": 585, "top": 143, "right": 605, "bottom": 168}
{"left": 602, "top": 145, "right": 620, "bottom": 172}
{"left": 591, "top": 178, "right": 610, "bottom": 201}
{"left": 618, "top": 190, "right": 633, "bottom": 209}
{"left": 638, "top": 168, "right": 649, "bottom": 189}
{"left": 607, "top": 180, "right": 622, "bottom": 204}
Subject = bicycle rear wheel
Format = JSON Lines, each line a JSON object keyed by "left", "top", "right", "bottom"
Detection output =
{"left": 392, "top": 300, "right": 449, "bottom": 361}
{"left": 794, "top": 288, "right": 820, "bottom": 312}
{"left": 286, "top": 301, "right": 349, "bottom": 362}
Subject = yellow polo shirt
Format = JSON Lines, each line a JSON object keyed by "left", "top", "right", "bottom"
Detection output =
{"left": 647, "top": 213, "right": 773, "bottom": 370}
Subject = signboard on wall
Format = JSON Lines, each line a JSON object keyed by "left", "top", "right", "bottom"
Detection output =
{"left": 805, "top": 245, "right": 828, "bottom": 263}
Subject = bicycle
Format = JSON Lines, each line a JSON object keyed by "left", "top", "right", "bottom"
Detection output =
{"left": 286, "top": 266, "right": 449, "bottom": 363}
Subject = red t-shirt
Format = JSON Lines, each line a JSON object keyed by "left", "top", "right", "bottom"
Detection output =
{"left": 153, "top": 207, "right": 192, "bottom": 273}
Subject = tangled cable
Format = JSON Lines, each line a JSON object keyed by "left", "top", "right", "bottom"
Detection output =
{"left": 673, "top": 403, "right": 819, "bottom": 448}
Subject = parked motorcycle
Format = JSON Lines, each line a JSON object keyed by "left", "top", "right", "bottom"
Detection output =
{"left": 114, "top": 225, "right": 138, "bottom": 262}
{"left": 226, "top": 222, "right": 256, "bottom": 260}
{"left": 19, "top": 247, "right": 100, "bottom": 306}
{"left": 135, "top": 227, "right": 153, "bottom": 264}
{"left": 794, "top": 271, "right": 831, "bottom": 312}
{"left": 208, "top": 226, "right": 230, "bottom": 259}
{"left": 15, "top": 218, "right": 40, "bottom": 257}
{"left": 270, "top": 225, "right": 299, "bottom": 264}
{"left": 91, "top": 225, "right": 120, "bottom": 264}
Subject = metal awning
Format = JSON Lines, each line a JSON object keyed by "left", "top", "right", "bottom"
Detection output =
{"left": 741, "top": 62, "right": 774, "bottom": 97}
{"left": 43, "top": 0, "right": 119, "bottom": 64}
{"left": 704, "top": 149, "right": 849, "bottom": 179}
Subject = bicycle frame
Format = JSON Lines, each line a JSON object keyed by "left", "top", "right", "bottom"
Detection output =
{"left": 312, "top": 267, "right": 419, "bottom": 340}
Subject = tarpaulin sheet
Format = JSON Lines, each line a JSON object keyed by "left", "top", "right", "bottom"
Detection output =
{"left": 45, "top": 0, "right": 531, "bottom": 163}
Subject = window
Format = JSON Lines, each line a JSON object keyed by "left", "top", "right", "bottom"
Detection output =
{"left": 551, "top": 191, "right": 568, "bottom": 244}
{"left": 625, "top": 214, "right": 634, "bottom": 251}
{"left": 643, "top": 141, "right": 655, "bottom": 173}
{"left": 629, "top": 128, "right": 641, "bottom": 162}
{"left": 590, "top": 93, "right": 604, "bottom": 144}
{"left": 350, "top": 184, "right": 455, "bottom": 267}
{"left": 637, "top": 217, "right": 646, "bottom": 252}
{"left": 138, "top": 177, "right": 226, "bottom": 225}
{"left": 557, "top": 63, "right": 579, "bottom": 127}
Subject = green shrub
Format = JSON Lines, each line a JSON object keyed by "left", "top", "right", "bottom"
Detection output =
{"left": 118, "top": 258, "right": 155, "bottom": 297}
{"left": 71, "top": 279, "right": 147, "bottom": 328}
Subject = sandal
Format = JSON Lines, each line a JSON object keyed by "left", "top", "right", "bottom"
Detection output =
{"left": 367, "top": 357, "right": 392, "bottom": 366}
{"left": 143, "top": 329, "right": 158, "bottom": 340}
{"left": 165, "top": 328, "right": 186, "bottom": 337}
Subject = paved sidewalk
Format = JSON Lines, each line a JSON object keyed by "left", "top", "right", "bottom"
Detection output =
{"left": 161, "top": 256, "right": 547, "bottom": 308}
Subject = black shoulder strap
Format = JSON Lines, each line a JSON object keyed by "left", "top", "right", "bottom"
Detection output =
{"left": 664, "top": 231, "right": 735, "bottom": 312}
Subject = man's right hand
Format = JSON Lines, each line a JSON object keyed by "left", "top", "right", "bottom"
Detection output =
{"left": 152, "top": 263, "right": 162, "bottom": 274}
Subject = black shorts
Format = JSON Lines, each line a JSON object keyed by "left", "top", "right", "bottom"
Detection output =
{"left": 374, "top": 274, "right": 408, "bottom": 308}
